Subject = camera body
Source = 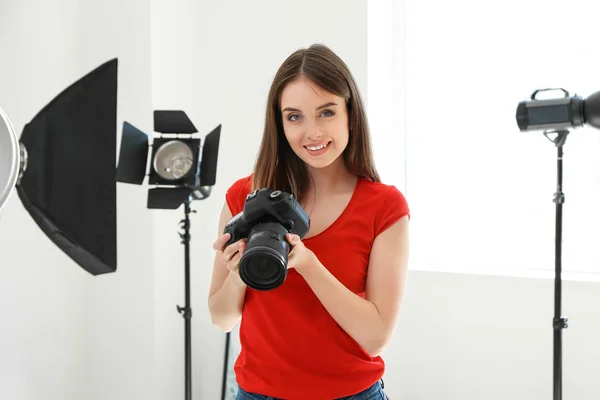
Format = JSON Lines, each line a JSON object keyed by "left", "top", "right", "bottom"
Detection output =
{"left": 223, "top": 188, "right": 310, "bottom": 291}
{"left": 224, "top": 188, "right": 310, "bottom": 246}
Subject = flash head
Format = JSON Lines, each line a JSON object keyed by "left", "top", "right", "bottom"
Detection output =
{"left": 516, "top": 88, "right": 600, "bottom": 132}
{"left": 153, "top": 140, "right": 195, "bottom": 181}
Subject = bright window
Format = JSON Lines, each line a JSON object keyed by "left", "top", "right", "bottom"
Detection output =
{"left": 368, "top": 0, "right": 600, "bottom": 282}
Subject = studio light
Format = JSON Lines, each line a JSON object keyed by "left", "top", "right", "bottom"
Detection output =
{"left": 117, "top": 110, "right": 221, "bottom": 210}
{"left": 153, "top": 140, "right": 194, "bottom": 180}
{"left": 115, "top": 85, "right": 222, "bottom": 400}
{"left": 0, "top": 59, "right": 119, "bottom": 276}
{"left": 116, "top": 108, "right": 223, "bottom": 400}
{"left": 516, "top": 88, "right": 600, "bottom": 400}
{"left": 516, "top": 88, "right": 600, "bottom": 132}
{"left": 0, "top": 58, "right": 223, "bottom": 400}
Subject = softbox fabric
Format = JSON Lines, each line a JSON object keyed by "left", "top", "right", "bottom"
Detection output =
{"left": 17, "top": 58, "right": 118, "bottom": 275}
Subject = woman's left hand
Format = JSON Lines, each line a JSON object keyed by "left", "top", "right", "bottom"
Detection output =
{"left": 286, "top": 233, "right": 317, "bottom": 274}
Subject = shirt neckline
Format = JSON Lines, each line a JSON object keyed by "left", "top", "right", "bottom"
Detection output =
{"left": 302, "top": 177, "right": 363, "bottom": 242}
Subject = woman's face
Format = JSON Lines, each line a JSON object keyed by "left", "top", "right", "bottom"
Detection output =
{"left": 280, "top": 76, "right": 349, "bottom": 170}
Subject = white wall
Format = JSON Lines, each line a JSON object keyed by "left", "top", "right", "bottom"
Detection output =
{"left": 2, "top": 1, "right": 599, "bottom": 400}
{"left": 382, "top": 271, "right": 600, "bottom": 399}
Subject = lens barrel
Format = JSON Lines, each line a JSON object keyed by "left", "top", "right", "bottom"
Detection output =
{"left": 239, "top": 222, "right": 291, "bottom": 291}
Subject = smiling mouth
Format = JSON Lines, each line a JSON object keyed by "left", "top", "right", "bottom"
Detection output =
{"left": 304, "top": 141, "right": 331, "bottom": 151}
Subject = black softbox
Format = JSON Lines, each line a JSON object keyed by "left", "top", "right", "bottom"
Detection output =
{"left": 16, "top": 59, "right": 118, "bottom": 275}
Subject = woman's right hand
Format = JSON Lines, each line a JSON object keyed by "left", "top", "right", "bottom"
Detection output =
{"left": 212, "top": 233, "right": 248, "bottom": 277}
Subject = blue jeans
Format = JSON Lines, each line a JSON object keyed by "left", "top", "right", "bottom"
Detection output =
{"left": 236, "top": 379, "right": 387, "bottom": 400}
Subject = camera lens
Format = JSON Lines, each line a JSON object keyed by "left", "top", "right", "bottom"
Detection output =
{"left": 238, "top": 222, "right": 290, "bottom": 291}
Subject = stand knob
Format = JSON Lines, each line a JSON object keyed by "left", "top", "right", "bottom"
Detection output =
{"left": 553, "top": 316, "right": 568, "bottom": 329}
{"left": 177, "top": 305, "right": 192, "bottom": 319}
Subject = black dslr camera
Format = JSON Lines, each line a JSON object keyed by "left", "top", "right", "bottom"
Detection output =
{"left": 223, "top": 188, "right": 310, "bottom": 291}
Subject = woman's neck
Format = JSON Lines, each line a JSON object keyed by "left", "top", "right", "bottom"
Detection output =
{"left": 305, "top": 157, "right": 356, "bottom": 195}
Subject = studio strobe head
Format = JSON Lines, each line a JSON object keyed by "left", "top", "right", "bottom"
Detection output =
{"left": 516, "top": 88, "right": 600, "bottom": 132}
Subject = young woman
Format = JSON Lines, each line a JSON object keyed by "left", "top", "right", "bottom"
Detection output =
{"left": 208, "top": 43, "right": 409, "bottom": 400}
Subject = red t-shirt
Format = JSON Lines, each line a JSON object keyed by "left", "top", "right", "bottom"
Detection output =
{"left": 225, "top": 174, "right": 410, "bottom": 399}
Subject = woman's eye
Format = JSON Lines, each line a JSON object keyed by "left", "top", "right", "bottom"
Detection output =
{"left": 287, "top": 110, "right": 334, "bottom": 122}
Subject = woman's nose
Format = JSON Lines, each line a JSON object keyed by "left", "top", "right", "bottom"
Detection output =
{"left": 306, "top": 122, "right": 323, "bottom": 140}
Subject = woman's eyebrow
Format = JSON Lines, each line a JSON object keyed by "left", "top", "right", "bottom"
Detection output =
{"left": 282, "top": 102, "right": 338, "bottom": 113}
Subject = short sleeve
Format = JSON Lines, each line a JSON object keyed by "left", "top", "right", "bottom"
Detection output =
{"left": 225, "top": 175, "right": 253, "bottom": 216}
{"left": 374, "top": 185, "right": 410, "bottom": 237}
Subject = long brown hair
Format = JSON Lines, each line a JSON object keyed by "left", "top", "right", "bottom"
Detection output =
{"left": 252, "top": 43, "right": 380, "bottom": 203}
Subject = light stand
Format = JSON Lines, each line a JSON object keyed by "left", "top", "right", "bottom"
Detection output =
{"left": 220, "top": 331, "right": 231, "bottom": 400}
{"left": 544, "top": 129, "right": 569, "bottom": 400}
{"left": 177, "top": 199, "right": 195, "bottom": 400}
{"left": 173, "top": 187, "right": 215, "bottom": 400}
{"left": 516, "top": 87, "right": 600, "bottom": 399}
{"left": 117, "top": 110, "right": 222, "bottom": 400}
